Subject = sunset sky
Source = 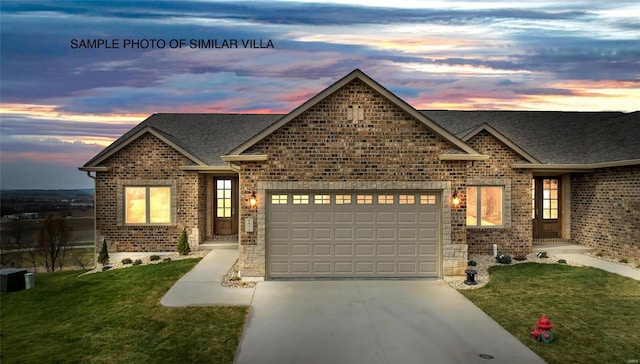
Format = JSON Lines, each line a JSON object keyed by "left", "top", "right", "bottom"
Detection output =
{"left": 1, "top": 0, "right": 639, "bottom": 189}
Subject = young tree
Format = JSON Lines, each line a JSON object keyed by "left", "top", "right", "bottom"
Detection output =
{"left": 177, "top": 228, "right": 190, "bottom": 255}
{"left": 98, "top": 238, "right": 109, "bottom": 265}
{"left": 37, "top": 215, "right": 73, "bottom": 272}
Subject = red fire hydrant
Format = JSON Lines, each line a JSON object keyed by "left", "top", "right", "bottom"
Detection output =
{"left": 531, "top": 315, "right": 554, "bottom": 343}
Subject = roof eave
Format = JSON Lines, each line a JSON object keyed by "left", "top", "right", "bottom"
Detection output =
{"left": 512, "top": 159, "right": 640, "bottom": 171}
{"left": 84, "top": 126, "right": 207, "bottom": 168}
{"left": 461, "top": 123, "right": 540, "bottom": 164}
{"left": 78, "top": 166, "right": 110, "bottom": 172}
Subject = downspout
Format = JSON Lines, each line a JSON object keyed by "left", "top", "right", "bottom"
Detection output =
{"left": 85, "top": 171, "right": 98, "bottom": 269}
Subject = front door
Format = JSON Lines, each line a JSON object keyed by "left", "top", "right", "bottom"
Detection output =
{"left": 532, "top": 177, "right": 561, "bottom": 239}
{"left": 214, "top": 178, "right": 238, "bottom": 235}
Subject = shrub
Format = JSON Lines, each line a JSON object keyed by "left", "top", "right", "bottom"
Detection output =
{"left": 513, "top": 254, "right": 527, "bottom": 261}
{"left": 177, "top": 228, "right": 190, "bottom": 256}
{"left": 163, "top": 257, "right": 172, "bottom": 263}
{"left": 619, "top": 258, "right": 629, "bottom": 264}
{"left": 596, "top": 251, "right": 604, "bottom": 257}
{"left": 98, "top": 239, "right": 110, "bottom": 265}
{"left": 121, "top": 258, "right": 133, "bottom": 265}
{"left": 496, "top": 253, "right": 512, "bottom": 264}
{"left": 536, "top": 251, "right": 548, "bottom": 259}
{"left": 150, "top": 255, "right": 161, "bottom": 261}
{"left": 467, "top": 260, "right": 477, "bottom": 267}
{"left": 557, "top": 259, "right": 567, "bottom": 264}
{"left": 133, "top": 259, "right": 143, "bottom": 266}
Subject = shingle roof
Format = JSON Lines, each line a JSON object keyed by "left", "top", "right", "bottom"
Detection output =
{"left": 84, "top": 113, "right": 284, "bottom": 167}
{"left": 84, "top": 110, "right": 640, "bottom": 168}
{"left": 422, "top": 111, "right": 640, "bottom": 164}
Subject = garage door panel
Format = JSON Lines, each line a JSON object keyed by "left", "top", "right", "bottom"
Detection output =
{"left": 355, "top": 244, "right": 374, "bottom": 256}
{"left": 313, "top": 228, "right": 331, "bottom": 240}
{"left": 313, "top": 244, "right": 331, "bottom": 256}
{"left": 267, "top": 191, "right": 441, "bottom": 278}
{"left": 291, "top": 244, "right": 310, "bottom": 256}
{"left": 335, "top": 244, "right": 353, "bottom": 256}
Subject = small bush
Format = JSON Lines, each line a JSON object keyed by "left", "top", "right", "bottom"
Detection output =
{"left": 98, "top": 239, "right": 110, "bottom": 265}
{"left": 163, "top": 257, "right": 172, "bottom": 263}
{"left": 536, "top": 251, "right": 548, "bottom": 259}
{"left": 150, "top": 255, "right": 161, "bottom": 261}
{"left": 496, "top": 253, "right": 512, "bottom": 264}
{"left": 467, "top": 260, "right": 477, "bottom": 267}
{"left": 596, "top": 251, "right": 604, "bottom": 257}
{"left": 558, "top": 259, "right": 567, "bottom": 264}
{"left": 121, "top": 258, "right": 133, "bottom": 265}
{"left": 177, "top": 228, "right": 191, "bottom": 256}
{"left": 513, "top": 254, "right": 527, "bottom": 261}
{"left": 619, "top": 258, "right": 629, "bottom": 264}
{"left": 133, "top": 259, "right": 143, "bottom": 266}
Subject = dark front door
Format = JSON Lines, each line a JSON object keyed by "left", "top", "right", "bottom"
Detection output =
{"left": 214, "top": 178, "right": 238, "bottom": 235}
{"left": 532, "top": 177, "right": 561, "bottom": 239}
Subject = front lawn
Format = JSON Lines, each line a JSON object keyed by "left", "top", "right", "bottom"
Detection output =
{"left": 461, "top": 263, "right": 640, "bottom": 364}
{"left": 0, "top": 259, "right": 248, "bottom": 363}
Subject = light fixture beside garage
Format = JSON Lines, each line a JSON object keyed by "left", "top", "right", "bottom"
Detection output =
{"left": 249, "top": 191, "right": 257, "bottom": 209}
{"left": 452, "top": 189, "right": 461, "bottom": 208}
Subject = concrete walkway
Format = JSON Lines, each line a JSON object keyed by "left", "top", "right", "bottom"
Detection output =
{"left": 160, "top": 248, "right": 254, "bottom": 306}
{"left": 556, "top": 253, "right": 640, "bottom": 281}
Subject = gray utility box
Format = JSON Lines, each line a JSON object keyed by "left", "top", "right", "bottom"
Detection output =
{"left": 25, "top": 272, "right": 35, "bottom": 289}
{"left": 0, "top": 268, "right": 27, "bottom": 293}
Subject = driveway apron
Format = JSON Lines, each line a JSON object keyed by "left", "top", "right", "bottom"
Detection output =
{"left": 235, "top": 280, "right": 544, "bottom": 364}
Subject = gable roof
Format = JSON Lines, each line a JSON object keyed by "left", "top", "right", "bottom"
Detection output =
{"left": 82, "top": 113, "right": 283, "bottom": 168}
{"left": 423, "top": 111, "right": 640, "bottom": 165}
{"left": 224, "top": 69, "right": 486, "bottom": 160}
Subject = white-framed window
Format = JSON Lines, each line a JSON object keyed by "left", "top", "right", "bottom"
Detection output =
{"left": 271, "top": 195, "right": 288, "bottom": 205}
{"left": 420, "top": 195, "right": 436, "bottom": 205}
{"left": 356, "top": 194, "right": 373, "bottom": 204}
{"left": 399, "top": 195, "right": 415, "bottom": 205}
{"left": 466, "top": 186, "right": 503, "bottom": 226}
{"left": 314, "top": 194, "right": 331, "bottom": 204}
{"left": 125, "top": 186, "right": 171, "bottom": 224}
{"left": 293, "top": 195, "right": 309, "bottom": 205}
{"left": 335, "top": 195, "right": 352, "bottom": 204}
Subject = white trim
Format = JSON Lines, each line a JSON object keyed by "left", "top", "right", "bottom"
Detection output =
{"left": 78, "top": 166, "right": 110, "bottom": 172}
{"left": 179, "top": 165, "right": 238, "bottom": 172}
{"left": 439, "top": 154, "right": 489, "bottom": 161}
{"left": 221, "top": 154, "right": 269, "bottom": 162}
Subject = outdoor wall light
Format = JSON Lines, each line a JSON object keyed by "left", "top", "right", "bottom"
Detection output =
{"left": 249, "top": 191, "right": 257, "bottom": 209}
{"left": 452, "top": 189, "right": 461, "bottom": 208}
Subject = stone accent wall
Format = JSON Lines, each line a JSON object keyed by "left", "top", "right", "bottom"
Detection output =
{"left": 465, "top": 130, "right": 533, "bottom": 255}
{"left": 94, "top": 132, "right": 206, "bottom": 253}
{"left": 236, "top": 79, "right": 470, "bottom": 277}
{"left": 571, "top": 165, "right": 640, "bottom": 262}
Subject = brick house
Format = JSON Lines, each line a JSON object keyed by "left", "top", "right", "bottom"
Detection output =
{"left": 80, "top": 69, "right": 640, "bottom": 278}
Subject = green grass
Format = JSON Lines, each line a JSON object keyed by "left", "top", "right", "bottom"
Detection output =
{"left": 460, "top": 263, "right": 640, "bottom": 364}
{"left": 0, "top": 259, "right": 248, "bottom": 363}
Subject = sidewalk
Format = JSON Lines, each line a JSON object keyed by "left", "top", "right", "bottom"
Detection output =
{"left": 160, "top": 248, "right": 255, "bottom": 307}
{"left": 556, "top": 253, "right": 640, "bottom": 281}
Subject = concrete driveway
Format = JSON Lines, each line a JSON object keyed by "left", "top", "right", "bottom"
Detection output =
{"left": 235, "top": 280, "right": 544, "bottom": 364}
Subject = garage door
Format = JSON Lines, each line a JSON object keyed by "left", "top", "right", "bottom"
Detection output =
{"left": 267, "top": 191, "right": 440, "bottom": 278}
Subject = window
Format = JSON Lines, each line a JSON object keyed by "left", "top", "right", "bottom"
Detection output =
{"left": 271, "top": 195, "right": 288, "bottom": 204}
{"left": 335, "top": 195, "right": 352, "bottom": 204}
{"left": 216, "top": 179, "right": 232, "bottom": 218}
{"left": 542, "top": 179, "right": 559, "bottom": 219}
{"left": 314, "top": 194, "right": 331, "bottom": 204}
{"left": 399, "top": 195, "right": 415, "bottom": 204}
{"left": 467, "top": 186, "right": 503, "bottom": 226}
{"left": 378, "top": 195, "right": 394, "bottom": 204}
{"left": 357, "top": 194, "right": 373, "bottom": 204}
{"left": 125, "top": 186, "right": 171, "bottom": 224}
{"left": 293, "top": 195, "right": 309, "bottom": 204}
{"left": 420, "top": 195, "right": 436, "bottom": 205}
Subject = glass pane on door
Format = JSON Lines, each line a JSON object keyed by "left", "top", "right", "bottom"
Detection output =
{"left": 216, "top": 179, "right": 232, "bottom": 218}
{"left": 542, "top": 178, "right": 558, "bottom": 219}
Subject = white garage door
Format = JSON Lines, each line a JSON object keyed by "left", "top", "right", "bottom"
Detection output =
{"left": 266, "top": 191, "right": 440, "bottom": 278}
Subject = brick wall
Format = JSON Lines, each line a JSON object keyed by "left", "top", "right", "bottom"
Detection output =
{"left": 236, "top": 79, "right": 471, "bottom": 277}
{"left": 571, "top": 165, "right": 640, "bottom": 262}
{"left": 465, "top": 130, "right": 534, "bottom": 255}
{"left": 95, "top": 132, "right": 206, "bottom": 254}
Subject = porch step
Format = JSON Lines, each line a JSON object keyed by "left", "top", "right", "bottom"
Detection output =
{"left": 533, "top": 243, "right": 594, "bottom": 255}
{"left": 199, "top": 241, "right": 237, "bottom": 250}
